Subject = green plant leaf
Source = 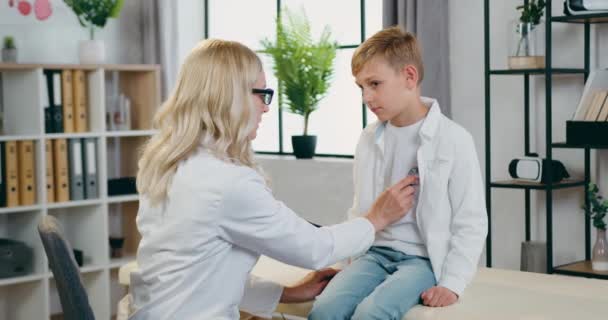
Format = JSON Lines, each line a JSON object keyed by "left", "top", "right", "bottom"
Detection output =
{"left": 260, "top": 8, "right": 337, "bottom": 135}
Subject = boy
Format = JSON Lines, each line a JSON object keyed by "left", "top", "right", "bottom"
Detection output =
{"left": 308, "top": 26, "right": 488, "bottom": 320}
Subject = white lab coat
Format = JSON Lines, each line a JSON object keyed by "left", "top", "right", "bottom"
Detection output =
{"left": 348, "top": 97, "right": 488, "bottom": 296}
{"left": 127, "top": 148, "right": 375, "bottom": 320}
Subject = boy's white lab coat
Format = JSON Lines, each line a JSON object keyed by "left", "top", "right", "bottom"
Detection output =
{"left": 349, "top": 97, "right": 488, "bottom": 296}
{"left": 127, "top": 149, "right": 376, "bottom": 320}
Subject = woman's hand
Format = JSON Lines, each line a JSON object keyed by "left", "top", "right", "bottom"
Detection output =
{"left": 365, "top": 175, "right": 418, "bottom": 231}
{"left": 279, "top": 268, "right": 338, "bottom": 303}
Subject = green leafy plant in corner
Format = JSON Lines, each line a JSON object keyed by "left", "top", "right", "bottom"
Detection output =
{"left": 3, "top": 36, "right": 15, "bottom": 49}
{"left": 260, "top": 9, "right": 337, "bottom": 136}
{"left": 583, "top": 184, "right": 607, "bottom": 230}
{"left": 514, "top": 0, "right": 546, "bottom": 56}
{"left": 63, "top": 0, "right": 125, "bottom": 40}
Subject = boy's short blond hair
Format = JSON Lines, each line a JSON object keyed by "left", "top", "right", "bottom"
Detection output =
{"left": 351, "top": 26, "right": 424, "bottom": 85}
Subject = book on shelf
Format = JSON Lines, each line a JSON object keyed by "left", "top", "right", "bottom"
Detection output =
{"left": 5, "top": 141, "right": 19, "bottom": 207}
{"left": 584, "top": 91, "right": 608, "bottom": 121}
{"left": 73, "top": 70, "right": 89, "bottom": 132}
{"left": 597, "top": 94, "right": 608, "bottom": 121}
{"left": 61, "top": 70, "right": 75, "bottom": 133}
{"left": 17, "top": 140, "right": 36, "bottom": 206}
{"left": 52, "top": 139, "right": 70, "bottom": 202}
{"left": 45, "top": 139, "right": 55, "bottom": 203}
{"left": 43, "top": 69, "right": 64, "bottom": 133}
{"left": 0, "top": 142, "right": 6, "bottom": 207}
{"left": 572, "top": 68, "right": 608, "bottom": 122}
{"left": 68, "top": 138, "right": 85, "bottom": 201}
{"left": 82, "top": 138, "right": 98, "bottom": 199}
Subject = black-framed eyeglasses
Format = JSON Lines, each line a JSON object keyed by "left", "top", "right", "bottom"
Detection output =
{"left": 252, "top": 88, "right": 274, "bottom": 105}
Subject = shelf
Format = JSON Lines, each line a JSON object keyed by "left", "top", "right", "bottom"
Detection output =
{"left": 552, "top": 142, "right": 608, "bottom": 149}
{"left": 490, "top": 179, "right": 586, "bottom": 190}
{"left": 105, "top": 130, "right": 157, "bottom": 137}
{"left": 44, "top": 132, "right": 103, "bottom": 139}
{"left": 489, "top": 68, "right": 587, "bottom": 75}
{"left": 554, "top": 261, "right": 608, "bottom": 279}
{"left": 107, "top": 194, "right": 139, "bottom": 204}
{"left": 0, "top": 135, "right": 41, "bottom": 141}
{"left": 0, "top": 63, "right": 159, "bottom": 71}
{"left": 46, "top": 199, "right": 103, "bottom": 210}
{"left": 108, "top": 256, "right": 136, "bottom": 269}
{"left": 0, "top": 273, "right": 46, "bottom": 287}
{"left": 0, "top": 204, "right": 43, "bottom": 215}
{"left": 552, "top": 13, "right": 608, "bottom": 24}
{"left": 47, "top": 264, "right": 105, "bottom": 279}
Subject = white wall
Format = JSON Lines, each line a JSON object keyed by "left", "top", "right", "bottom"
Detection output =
{"left": 450, "top": 0, "right": 608, "bottom": 270}
{"left": 0, "top": 0, "right": 143, "bottom": 64}
{"left": 258, "top": 156, "right": 354, "bottom": 226}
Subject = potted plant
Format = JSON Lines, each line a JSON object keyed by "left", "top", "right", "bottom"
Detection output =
{"left": 63, "top": 0, "right": 124, "bottom": 64}
{"left": 508, "top": 0, "right": 546, "bottom": 69}
{"left": 260, "top": 10, "right": 337, "bottom": 159}
{"left": 2, "top": 36, "right": 17, "bottom": 63}
{"left": 583, "top": 183, "right": 608, "bottom": 271}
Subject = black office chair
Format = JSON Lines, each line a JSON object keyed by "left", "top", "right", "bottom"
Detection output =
{"left": 38, "top": 215, "right": 95, "bottom": 320}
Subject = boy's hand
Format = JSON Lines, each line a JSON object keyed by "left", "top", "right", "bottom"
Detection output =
{"left": 421, "top": 286, "right": 458, "bottom": 307}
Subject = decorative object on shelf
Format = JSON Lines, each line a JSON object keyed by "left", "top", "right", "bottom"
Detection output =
{"left": 508, "top": 155, "right": 570, "bottom": 183}
{"left": 109, "top": 237, "right": 124, "bottom": 258}
{"left": 2, "top": 36, "right": 18, "bottom": 63}
{"left": 567, "top": 68, "right": 608, "bottom": 146}
{"left": 108, "top": 177, "right": 136, "bottom": 196}
{"left": 63, "top": 0, "right": 124, "bottom": 64}
{"left": 260, "top": 9, "right": 337, "bottom": 159}
{"left": 72, "top": 248, "right": 84, "bottom": 267}
{"left": 34, "top": 0, "right": 53, "bottom": 20}
{"left": 508, "top": 0, "right": 546, "bottom": 69}
{"left": 583, "top": 183, "right": 608, "bottom": 271}
{"left": 0, "top": 238, "right": 33, "bottom": 278}
{"left": 520, "top": 240, "right": 546, "bottom": 273}
{"left": 108, "top": 93, "right": 132, "bottom": 131}
{"left": 564, "top": 0, "right": 608, "bottom": 16}
{"left": 7, "top": 0, "right": 53, "bottom": 20}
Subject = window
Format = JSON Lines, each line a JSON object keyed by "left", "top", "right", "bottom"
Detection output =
{"left": 206, "top": 0, "right": 382, "bottom": 157}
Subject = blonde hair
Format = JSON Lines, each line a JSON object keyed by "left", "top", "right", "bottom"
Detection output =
{"left": 351, "top": 25, "right": 424, "bottom": 84}
{"left": 137, "top": 39, "right": 263, "bottom": 205}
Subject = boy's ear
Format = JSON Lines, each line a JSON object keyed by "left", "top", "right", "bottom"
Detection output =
{"left": 400, "top": 64, "right": 419, "bottom": 89}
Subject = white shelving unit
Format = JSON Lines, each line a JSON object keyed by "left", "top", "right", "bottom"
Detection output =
{"left": 0, "top": 63, "right": 160, "bottom": 320}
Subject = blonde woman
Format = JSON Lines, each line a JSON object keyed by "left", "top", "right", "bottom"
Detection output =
{"left": 128, "top": 39, "right": 417, "bottom": 320}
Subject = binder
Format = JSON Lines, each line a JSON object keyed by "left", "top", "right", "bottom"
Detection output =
{"left": 17, "top": 140, "right": 36, "bottom": 206}
{"left": 68, "top": 138, "right": 84, "bottom": 201}
{"left": 45, "top": 139, "right": 55, "bottom": 203}
{"left": 0, "top": 142, "right": 6, "bottom": 207}
{"left": 41, "top": 72, "right": 53, "bottom": 133}
{"left": 5, "top": 141, "right": 19, "bottom": 207}
{"left": 53, "top": 139, "right": 70, "bottom": 202}
{"left": 51, "top": 72, "right": 64, "bottom": 133}
{"left": 61, "top": 70, "right": 75, "bottom": 133}
{"left": 73, "top": 70, "right": 89, "bottom": 132}
{"left": 82, "top": 138, "right": 98, "bottom": 199}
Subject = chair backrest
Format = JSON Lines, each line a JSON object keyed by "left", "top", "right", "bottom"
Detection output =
{"left": 38, "top": 215, "right": 95, "bottom": 320}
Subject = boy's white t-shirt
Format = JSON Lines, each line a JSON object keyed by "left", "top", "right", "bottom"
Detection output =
{"left": 374, "top": 117, "right": 428, "bottom": 257}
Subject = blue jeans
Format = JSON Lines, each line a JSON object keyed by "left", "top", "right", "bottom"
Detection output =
{"left": 308, "top": 246, "right": 436, "bottom": 320}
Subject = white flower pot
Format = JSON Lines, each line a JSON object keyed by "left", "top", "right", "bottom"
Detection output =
{"left": 2, "top": 48, "right": 17, "bottom": 63}
{"left": 78, "top": 40, "right": 105, "bottom": 64}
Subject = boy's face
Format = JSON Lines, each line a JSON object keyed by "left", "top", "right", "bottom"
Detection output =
{"left": 354, "top": 56, "right": 419, "bottom": 123}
